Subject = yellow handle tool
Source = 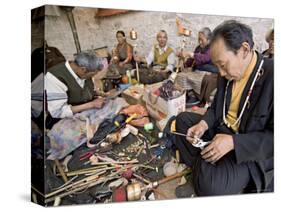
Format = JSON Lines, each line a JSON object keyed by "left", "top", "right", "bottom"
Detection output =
{"left": 114, "top": 113, "right": 137, "bottom": 127}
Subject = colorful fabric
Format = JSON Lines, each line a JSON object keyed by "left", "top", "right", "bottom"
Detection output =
{"left": 47, "top": 98, "right": 128, "bottom": 160}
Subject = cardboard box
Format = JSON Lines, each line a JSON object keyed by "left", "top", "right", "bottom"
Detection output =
{"left": 122, "top": 84, "right": 145, "bottom": 105}
{"left": 143, "top": 82, "right": 186, "bottom": 130}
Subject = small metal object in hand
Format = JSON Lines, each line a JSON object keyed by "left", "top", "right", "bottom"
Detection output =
{"left": 190, "top": 137, "right": 211, "bottom": 149}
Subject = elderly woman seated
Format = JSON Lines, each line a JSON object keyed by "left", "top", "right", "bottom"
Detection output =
{"left": 176, "top": 27, "right": 218, "bottom": 107}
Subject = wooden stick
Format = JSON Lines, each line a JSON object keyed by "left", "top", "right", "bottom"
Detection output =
{"left": 45, "top": 175, "right": 118, "bottom": 203}
{"left": 61, "top": 166, "right": 116, "bottom": 177}
{"left": 45, "top": 166, "right": 131, "bottom": 203}
{"left": 68, "top": 165, "right": 108, "bottom": 172}
{"left": 157, "top": 168, "right": 191, "bottom": 185}
{"left": 54, "top": 159, "right": 68, "bottom": 183}
{"left": 46, "top": 164, "right": 138, "bottom": 199}
{"left": 55, "top": 165, "right": 108, "bottom": 176}
{"left": 31, "top": 185, "right": 45, "bottom": 197}
{"left": 136, "top": 62, "right": 140, "bottom": 83}
{"left": 90, "top": 159, "right": 139, "bottom": 166}
{"left": 176, "top": 150, "right": 180, "bottom": 163}
{"left": 52, "top": 176, "right": 78, "bottom": 190}
{"left": 133, "top": 173, "right": 151, "bottom": 184}
{"left": 45, "top": 170, "right": 106, "bottom": 198}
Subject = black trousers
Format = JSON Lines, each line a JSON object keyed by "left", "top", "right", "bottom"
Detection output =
{"left": 174, "top": 112, "right": 252, "bottom": 196}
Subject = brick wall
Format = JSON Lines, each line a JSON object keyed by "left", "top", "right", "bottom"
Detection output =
{"left": 32, "top": 5, "right": 273, "bottom": 60}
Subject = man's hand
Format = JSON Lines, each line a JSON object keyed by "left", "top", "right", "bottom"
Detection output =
{"left": 186, "top": 120, "right": 208, "bottom": 143}
{"left": 201, "top": 134, "right": 234, "bottom": 163}
{"left": 90, "top": 98, "right": 105, "bottom": 109}
{"left": 176, "top": 51, "right": 184, "bottom": 58}
{"left": 71, "top": 97, "right": 105, "bottom": 114}
{"left": 178, "top": 51, "right": 194, "bottom": 59}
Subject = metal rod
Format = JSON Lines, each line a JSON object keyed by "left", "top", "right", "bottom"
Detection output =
{"left": 170, "top": 131, "right": 187, "bottom": 137}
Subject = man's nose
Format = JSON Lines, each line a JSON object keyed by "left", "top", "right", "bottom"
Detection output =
{"left": 219, "top": 69, "right": 226, "bottom": 77}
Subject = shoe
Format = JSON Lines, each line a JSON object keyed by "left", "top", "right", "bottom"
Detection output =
{"left": 186, "top": 96, "right": 200, "bottom": 108}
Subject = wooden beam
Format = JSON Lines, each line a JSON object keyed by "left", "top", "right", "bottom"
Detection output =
{"left": 96, "top": 9, "right": 129, "bottom": 17}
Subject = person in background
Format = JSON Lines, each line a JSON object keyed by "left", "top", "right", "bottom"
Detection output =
{"left": 134, "top": 30, "right": 176, "bottom": 84}
{"left": 176, "top": 27, "right": 218, "bottom": 107}
{"left": 31, "top": 40, "right": 66, "bottom": 130}
{"left": 262, "top": 28, "right": 274, "bottom": 59}
{"left": 110, "top": 30, "right": 134, "bottom": 75}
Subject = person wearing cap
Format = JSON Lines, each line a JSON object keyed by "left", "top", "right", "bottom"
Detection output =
{"left": 45, "top": 52, "right": 105, "bottom": 121}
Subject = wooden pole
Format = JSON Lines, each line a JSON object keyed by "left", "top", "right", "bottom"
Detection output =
{"left": 54, "top": 159, "right": 68, "bottom": 183}
{"left": 136, "top": 62, "right": 140, "bottom": 83}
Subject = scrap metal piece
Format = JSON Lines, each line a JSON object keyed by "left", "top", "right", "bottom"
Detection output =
{"left": 191, "top": 138, "right": 211, "bottom": 149}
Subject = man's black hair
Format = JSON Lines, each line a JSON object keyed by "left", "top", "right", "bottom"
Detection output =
{"left": 210, "top": 20, "right": 254, "bottom": 54}
{"left": 116, "top": 30, "right": 126, "bottom": 37}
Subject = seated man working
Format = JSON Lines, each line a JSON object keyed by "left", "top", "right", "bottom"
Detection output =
{"left": 45, "top": 52, "right": 105, "bottom": 124}
{"left": 134, "top": 30, "right": 176, "bottom": 84}
{"left": 174, "top": 20, "right": 273, "bottom": 196}
{"left": 45, "top": 52, "right": 129, "bottom": 159}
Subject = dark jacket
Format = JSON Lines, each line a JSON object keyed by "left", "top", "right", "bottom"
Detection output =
{"left": 31, "top": 45, "right": 65, "bottom": 81}
{"left": 202, "top": 52, "right": 273, "bottom": 192}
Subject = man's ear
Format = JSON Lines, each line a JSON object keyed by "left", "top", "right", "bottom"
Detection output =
{"left": 80, "top": 67, "right": 87, "bottom": 73}
{"left": 241, "top": 42, "right": 251, "bottom": 59}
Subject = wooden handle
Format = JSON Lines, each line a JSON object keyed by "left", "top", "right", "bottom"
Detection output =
{"left": 158, "top": 169, "right": 191, "bottom": 185}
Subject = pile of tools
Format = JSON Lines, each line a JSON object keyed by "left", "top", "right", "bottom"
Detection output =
{"left": 40, "top": 108, "right": 196, "bottom": 205}
{"left": 46, "top": 157, "right": 191, "bottom": 205}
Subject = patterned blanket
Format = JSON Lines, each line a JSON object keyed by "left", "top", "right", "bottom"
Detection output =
{"left": 47, "top": 98, "right": 128, "bottom": 160}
